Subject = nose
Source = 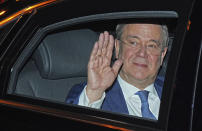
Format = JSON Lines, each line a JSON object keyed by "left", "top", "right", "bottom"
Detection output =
{"left": 136, "top": 45, "right": 148, "bottom": 57}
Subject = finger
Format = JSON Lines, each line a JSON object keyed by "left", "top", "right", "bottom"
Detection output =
{"left": 98, "top": 56, "right": 103, "bottom": 67}
{"left": 93, "top": 57, "right": 99, "bottom": 68}
{"left": 101, "top": 31, "right": 109, "bottom": 56}
{"left": 103, "top": 31, "right": 109, "bottom": 49}
{"left": 112, "top": 59, "right": 123, "bottom": 76}
{"left": 89, "top": 42, "right": 99, "bottom": 61}
{"left": 102, "top": 56, "right": 110, "bottom": 66}
{"left": 101, "top": 46, "right": 107, "bottom": 56}
{"left": 97, "top": 33, "right": 104, "bottom": 56}
{"left": 88, "top": 52, "right": 99, "bottom": 69}
{"left": 106, "top": 35, "right": 114, "bottom": 59}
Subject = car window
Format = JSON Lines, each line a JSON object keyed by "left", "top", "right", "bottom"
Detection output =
{"left": 7, "top": 11, "right": 178, "bottom": 130}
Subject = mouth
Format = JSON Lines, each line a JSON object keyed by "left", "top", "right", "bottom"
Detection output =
{"left": 133, "top": 62, "right": 148, "bottom": 68}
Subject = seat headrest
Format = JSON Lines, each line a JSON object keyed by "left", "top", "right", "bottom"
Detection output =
{"left": 32, "top": 29, "right": 98, "bottom": 79}
{"left": 158, "top": 37, "right": 173, "bottom": 77}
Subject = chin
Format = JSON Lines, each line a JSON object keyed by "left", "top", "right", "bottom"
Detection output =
{"left": 130, "top": 72, "right": 149, "bottom": 81}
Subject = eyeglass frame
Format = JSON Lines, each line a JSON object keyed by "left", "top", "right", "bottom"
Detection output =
{"left": 117, "top": 39, "right": 165, "bottom": 56}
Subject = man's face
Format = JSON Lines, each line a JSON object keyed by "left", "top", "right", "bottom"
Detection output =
{"left": 116, "top": 24, "right": 167, "bottom": 86}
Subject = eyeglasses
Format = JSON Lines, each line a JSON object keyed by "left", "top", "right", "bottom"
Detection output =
{"left": 118, "top": 39, "right": 163, "bottom": 55}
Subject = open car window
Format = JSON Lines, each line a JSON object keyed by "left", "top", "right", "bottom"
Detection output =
{"left": 7, "top": 11, "right": 178, "bottom": 130}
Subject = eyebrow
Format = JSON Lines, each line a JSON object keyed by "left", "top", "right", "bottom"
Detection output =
{"left": 127, "top": 35, "right": 139, "bottom": 39}
{"left": 150, "top": 39, "right": 161, "bottom": 46}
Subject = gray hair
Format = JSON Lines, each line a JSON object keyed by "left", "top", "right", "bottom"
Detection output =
{"left": 116, "top": 24, "right": 169, "bottom": 49}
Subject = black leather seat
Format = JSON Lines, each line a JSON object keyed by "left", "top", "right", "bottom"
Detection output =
{"left": 15, "top": 29, "right": 98, "bottom": 102}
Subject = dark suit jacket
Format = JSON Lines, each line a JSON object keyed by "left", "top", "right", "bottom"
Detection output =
{"left": 66, "top": 76, "right": 164, "bottom": 115}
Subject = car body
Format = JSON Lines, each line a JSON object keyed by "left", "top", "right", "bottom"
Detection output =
{"left": 0, "top": 0, "right": 202, "bottom": 130}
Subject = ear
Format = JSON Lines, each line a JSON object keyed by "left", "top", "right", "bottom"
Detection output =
{"left": 115, "top": 39, "right": 120, "bottom": 59}
{"left": 160, "top": 47, "right": 168, "bottom": 65}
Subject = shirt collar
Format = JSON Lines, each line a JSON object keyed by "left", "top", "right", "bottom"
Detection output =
{"left": 117, "top": 75, "right": 158, "bottom": 99}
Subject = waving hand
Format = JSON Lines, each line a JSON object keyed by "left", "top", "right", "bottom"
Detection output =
{"left": 86, "top": 31, "right": 123, "bottom": 103}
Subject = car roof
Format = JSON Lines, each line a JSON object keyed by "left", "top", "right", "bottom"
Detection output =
{"left": 0, "top": 0, "right": 195, "bottom": 27}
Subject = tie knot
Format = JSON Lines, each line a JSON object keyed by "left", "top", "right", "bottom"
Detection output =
{"left": 135, "top": 90, "right": 149, "bottom": 103}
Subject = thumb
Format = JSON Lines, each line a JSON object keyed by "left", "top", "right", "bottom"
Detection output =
{"left": 112, "top": 59, "right": 123, "bottom": 76}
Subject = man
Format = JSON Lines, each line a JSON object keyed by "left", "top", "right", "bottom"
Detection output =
{"left": 66, "top": 23, "right": 168, "bottom": 120}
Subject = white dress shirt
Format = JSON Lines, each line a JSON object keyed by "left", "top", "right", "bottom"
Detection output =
{"left": 78, "top": 75, "right": 160, "bottom": 119}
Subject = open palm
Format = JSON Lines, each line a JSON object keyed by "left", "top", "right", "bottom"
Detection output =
{"left": 86, "top": 31, "right": 123, "bottom": 102}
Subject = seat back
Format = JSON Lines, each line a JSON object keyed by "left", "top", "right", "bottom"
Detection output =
{"left": 158, "top": 36, "right": 173, "bottom": 77}
{"left": 15, "top": 29, "right": 98, "bottom": 102}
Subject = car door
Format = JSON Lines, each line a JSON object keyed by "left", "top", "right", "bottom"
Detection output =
{"left": 0, "top": 0, "right": 196, "bottom": 130}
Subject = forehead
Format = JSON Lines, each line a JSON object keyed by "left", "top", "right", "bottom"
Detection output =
{"left": 122, "top": 24, "right": 162, "bottom": 40}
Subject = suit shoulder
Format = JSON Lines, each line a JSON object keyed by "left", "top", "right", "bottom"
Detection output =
{"left": 66, "top": 82, "right": 87, "bottom": 103}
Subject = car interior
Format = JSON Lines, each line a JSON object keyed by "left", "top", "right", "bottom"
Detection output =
{"left": 8, "top": 20, "right": 174, "bottom": 105}
{"left": 14, "top": 29, "right": 98, "bottom": 102}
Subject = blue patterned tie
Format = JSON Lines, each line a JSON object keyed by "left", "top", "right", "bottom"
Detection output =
{"left": 136, "top": 90, "right": 156, "bottom": 120}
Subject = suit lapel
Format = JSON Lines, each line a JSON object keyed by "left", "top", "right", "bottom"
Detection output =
{"left": 101, "top": 80, "right": 129, "bottom": 115}
{"left": 154, "top": 76, "right": 164, "bottom": 99}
